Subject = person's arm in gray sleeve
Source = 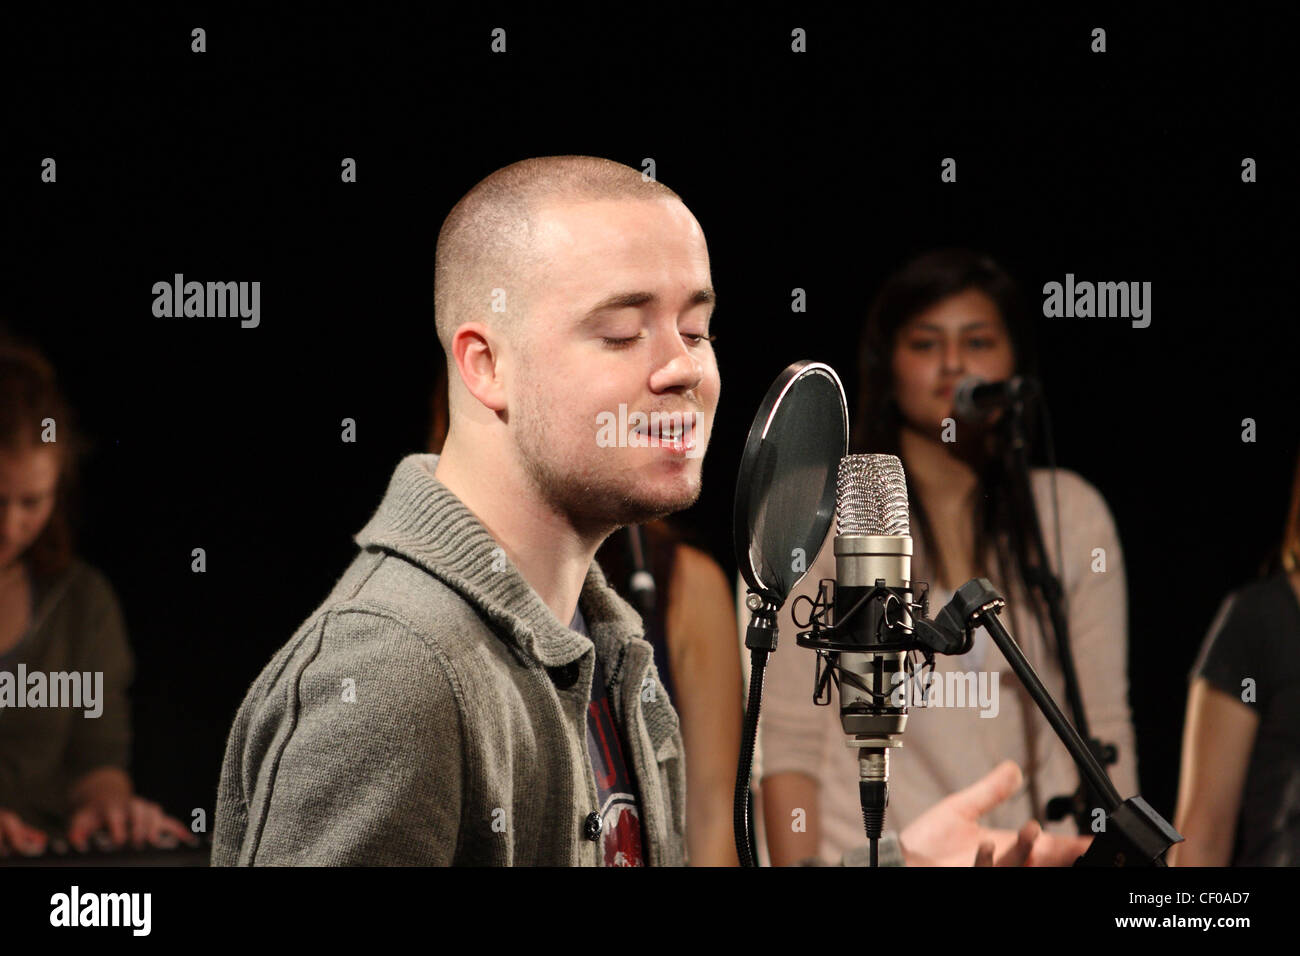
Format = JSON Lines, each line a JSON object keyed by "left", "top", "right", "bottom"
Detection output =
{"left": 221, "top": 608, "right": 466, "bottom": 866}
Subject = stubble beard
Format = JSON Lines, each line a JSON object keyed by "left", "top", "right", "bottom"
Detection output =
{"left": 518, "top": 437, "right": 703, "bottom": 532}
{"left": 513, "top": 390, "right": 703, "bottom": 533}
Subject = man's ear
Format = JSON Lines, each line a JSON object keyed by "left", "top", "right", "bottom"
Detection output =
{"left": 450, "top": 322, "right": 508, "bottom": 413}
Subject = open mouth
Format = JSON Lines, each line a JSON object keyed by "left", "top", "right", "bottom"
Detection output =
{"left": 634, "top": 416, "right": 698, "bottom": 453}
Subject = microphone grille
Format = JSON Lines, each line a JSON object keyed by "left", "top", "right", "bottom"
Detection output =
{"left": 836, "top": 454, "right": 910, "bottom": 536}
{"left": 952, "top": 376, "right": 986, "bottom": 422}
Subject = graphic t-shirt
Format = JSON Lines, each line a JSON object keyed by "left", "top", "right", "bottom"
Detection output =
{"left": 570, "top": 606, "right": 645, "bottom": 866}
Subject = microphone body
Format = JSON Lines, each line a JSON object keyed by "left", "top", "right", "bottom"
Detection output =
{"left": 833, "top": 533, "right": 912, "bottom": 737}
{"left": 831, "top": 455, "right": 915, "bottom": 855}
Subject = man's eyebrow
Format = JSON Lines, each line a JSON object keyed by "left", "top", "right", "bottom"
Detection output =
{"left": 578, "top": 288, "right": 717, "bottom": 323}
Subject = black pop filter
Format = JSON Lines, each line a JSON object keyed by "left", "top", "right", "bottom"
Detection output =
{"left": 732, "top": 360, "right": 848, "bottom": 608}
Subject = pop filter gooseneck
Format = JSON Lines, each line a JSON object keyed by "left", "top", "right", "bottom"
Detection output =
{"left": 732, "top": 360, "right": 848, "bottom": 867}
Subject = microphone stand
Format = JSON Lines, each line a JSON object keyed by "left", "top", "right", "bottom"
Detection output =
{"left": 623, "top": 524, "right": 657, "bottom": 620}
{"left": 936, "top": 579, "right": 1181, "bottom": 865}
{"left": 998, "top": 388, "right": 1118, "bottom": 832}
{"left": 735, "top": 594, "right": 778, "bottom": 868}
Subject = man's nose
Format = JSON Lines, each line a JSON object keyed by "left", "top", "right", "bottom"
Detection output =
{"left": 650, "top": 335, "right": 704, "bottom": 393}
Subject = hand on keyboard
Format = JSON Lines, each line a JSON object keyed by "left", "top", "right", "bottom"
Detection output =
{"left": 0, "top": 808, "right": 48, "bottom": 858}
{"left": 67, "top": 792, "right": 200, "bottom": 852}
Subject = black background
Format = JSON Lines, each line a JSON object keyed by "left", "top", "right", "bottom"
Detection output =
{"left": 3, "top": 6, "right": 1295, "bottom": 839}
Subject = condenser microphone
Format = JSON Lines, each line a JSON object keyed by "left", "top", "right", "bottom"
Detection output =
{"left": 952, "top": 375, "right": 1034, "bottom": 422}
{"left": 833, "top": 454, "right": 913, "bottom": 862}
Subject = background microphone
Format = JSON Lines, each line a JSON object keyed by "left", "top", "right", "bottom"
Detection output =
{"left": 623, "top": 525, "right": 657, "bottom": 620}
{"left": 832, "top": 454, "right": 913, "bottom": 862}
{"left": 953, "top": 375, "right": 1034, "bottom": 422}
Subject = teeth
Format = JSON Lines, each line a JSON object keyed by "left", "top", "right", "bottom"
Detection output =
{"left": 628, "top": 417, "right": 697, "bottom": 444}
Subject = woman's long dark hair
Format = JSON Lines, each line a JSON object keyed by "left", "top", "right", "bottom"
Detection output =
{"left": 851, "top": 248, "right": 1046, "bottom": 625}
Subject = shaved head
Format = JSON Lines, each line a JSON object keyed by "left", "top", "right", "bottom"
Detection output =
{"left": 431, "top": 154, "right": 718, "bottom": 557}
{"left": 433, "top": 156, "right": 682, "bottom": 358}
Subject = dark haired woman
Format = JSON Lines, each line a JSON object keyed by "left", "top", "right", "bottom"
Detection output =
{"left": 0, "top": 341, "right": 194, "bottom": 856}
{"left": 1171, "top": 447, "right": 1300, "bottom": 866}
{"left": 756, "top": 249, "right": 1139, "bottom": 866}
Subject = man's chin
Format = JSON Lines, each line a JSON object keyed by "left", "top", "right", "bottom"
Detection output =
{"left": 604, "top": 475, "right": 702, "bottom": 526}
{"left": 617, "top": 489, "right": 700, "bottom": 524}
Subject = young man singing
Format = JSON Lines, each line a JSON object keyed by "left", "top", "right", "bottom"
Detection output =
{"left": 212, "top": 156, "right": 1088, "bottom": 867}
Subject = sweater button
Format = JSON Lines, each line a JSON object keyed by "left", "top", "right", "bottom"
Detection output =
{"left": 583, "top": 811, "right": 602, "bottom": 841}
